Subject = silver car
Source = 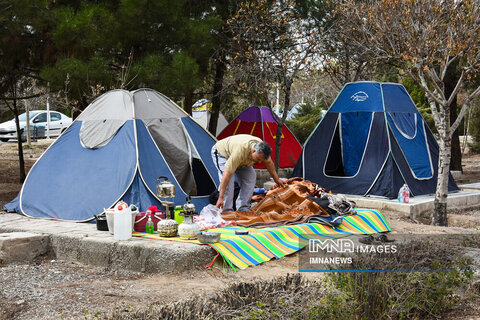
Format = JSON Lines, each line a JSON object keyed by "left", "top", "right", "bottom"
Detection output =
{"left": 0, "top": 110, "right": 72, "bottom": 142}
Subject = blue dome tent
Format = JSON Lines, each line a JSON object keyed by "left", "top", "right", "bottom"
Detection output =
{"left": 5, "top": 89, "right": 219, "bottom": 221}
{"left": 292, "top": 81, "right": 459, "bottom": 198}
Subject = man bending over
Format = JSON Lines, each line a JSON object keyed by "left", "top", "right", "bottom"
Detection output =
{"left": 211, "top": 134, "right": 287, "bottom": 212}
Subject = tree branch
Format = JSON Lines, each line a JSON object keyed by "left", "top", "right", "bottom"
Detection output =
{"left": 446, "top": 70, "right": 464, "bottom": 107}
{"left": 0, "top": 92, "right": 45, "bottom": 100}
{"left": 450, "top": 85, "right": 480, "bottom": 134}
{"left": 416, "top": 69, "right": 441, "bottom": 127}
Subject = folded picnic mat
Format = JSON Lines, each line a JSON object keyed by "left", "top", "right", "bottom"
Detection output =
{"left": 133, "top": 208, "right": 391, "bottom": 270}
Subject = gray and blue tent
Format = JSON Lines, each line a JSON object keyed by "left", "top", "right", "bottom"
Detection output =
{"left": 292, "top": 81, "right": 458, "bottom": 198}
{"left": 5, "top": 89, "right": 219, "bottom": 221}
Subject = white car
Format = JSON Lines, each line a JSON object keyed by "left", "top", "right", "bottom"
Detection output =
{"left": 0, "top": 110, "right": 72, "bottom": 142}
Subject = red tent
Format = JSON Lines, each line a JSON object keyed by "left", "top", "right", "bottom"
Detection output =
{"left": 217, "top": 106, "right": 302, "bottom": 169}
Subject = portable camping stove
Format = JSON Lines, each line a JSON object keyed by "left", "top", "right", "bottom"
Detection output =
{"left": 178, "top": 196, "right": 200, "bottom": 239}
{"left": 156, "top": 176, "right": 178, "bottom": 236}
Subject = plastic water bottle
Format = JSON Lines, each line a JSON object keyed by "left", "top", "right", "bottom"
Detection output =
{"left": 398, "top": 185, "right": 404, "bottom": 203}
{"left": 146, "top": 213, "right": 155, "bottom": 234}
{"left": 398, "top": 183, "right": 410, "bottom": 203}
{"left": 403, "top": 184, "right": 410, "bottom": 203}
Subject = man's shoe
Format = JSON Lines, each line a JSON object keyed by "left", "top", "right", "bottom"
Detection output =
{"left": 237, "top": 206, "right": 250, "bottom": 212}
{"left": 374, "top": 234, "right": 395, "bottom": 243}
{"left": 358, "top": 235, "right": 375, "bottom": 244}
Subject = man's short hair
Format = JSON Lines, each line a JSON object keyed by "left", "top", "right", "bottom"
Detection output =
{"left": 254, "top": 141, "right": 272, "bottom": 159}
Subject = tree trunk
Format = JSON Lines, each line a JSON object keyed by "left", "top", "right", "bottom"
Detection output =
{"left": 209, "top": 58, "right": 226, "bottom": 136}
{"left": 444, "top": 63, "right": 462, "bottom": 172}
{"left": 25, "top": 100, "right": 31, "bottom": 145}
{"left": 12, "top": 98, "right": 26, "bottom": 183}
{"left": 450, "top": 113, "right": 462, "bottom": 171}
{"left": 432, "top": 131, "right": 451, "bottom": 226}
{"left": 273, "top": 79, "right": 292, "bottom": 171}
{"left": 184, "top": 89, "right": 193, "bottom": 116}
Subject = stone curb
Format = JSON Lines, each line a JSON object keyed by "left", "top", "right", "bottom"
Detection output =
{"left": 0, "top": 213, "right": 214, "bottom": 273}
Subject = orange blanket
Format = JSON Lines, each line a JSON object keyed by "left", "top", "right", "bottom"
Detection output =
{"left": 221, "top": 178, "right": 330, "bottom": 228}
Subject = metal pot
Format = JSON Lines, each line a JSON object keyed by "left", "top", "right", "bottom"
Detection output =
{"left": 182, "top": 196, "right": 196, "bottom": 214}
{"left": 157, "top": 176, "right": 176, "bottom": 199}
{"left": 198, "top": 231, "right": 221, "bottom": 243}
{"left": 95, "top": 214, "right": 109, "bottom": 231}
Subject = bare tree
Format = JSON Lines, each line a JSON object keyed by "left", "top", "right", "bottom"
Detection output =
{"left": 289, "top": 70, "right": 338, "bottom": 107}
{"left": 1, "top": 80, "right": 45, "bottom": 182}
{"left": 336, "top": 0, "right": 480, "bottom": 226}
{"left": 227, "top": 0, "right": 320, "bottom": 170}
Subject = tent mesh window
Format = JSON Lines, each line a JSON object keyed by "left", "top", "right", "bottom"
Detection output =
{"left": 145, "top": 119, "right": 216, "bottom": 196}
{"left": 190, "top": 157, "right": 216, "bottom": 196}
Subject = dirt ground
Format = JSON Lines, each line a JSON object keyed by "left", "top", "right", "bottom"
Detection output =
{"left": 1, "top": 140, "right": 480, "bottom": 319}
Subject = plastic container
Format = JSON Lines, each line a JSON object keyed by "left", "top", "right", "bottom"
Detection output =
{"left": 134, "top": 210, "right": 164, "bottom": 232}
{"left": 106, "top": 209, "right": 137, "bottom": 235}
{"left": 114, "top": 205, "right": 132, "bottom": 240}
{"left": 174, "top": 206, "right": 184, "bottom": 224}
{"left": 398, "top": 183, "right": 410, "bottom": 204}
{"left": 145, "top": 213, "right": 155, "bottom": 234}
{"left": 403, "top": 185, "right": 410, "bottom": 203}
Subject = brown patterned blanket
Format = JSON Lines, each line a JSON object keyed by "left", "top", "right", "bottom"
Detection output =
{"left": 221, "top": 177, "right": 332, "bottom": 228}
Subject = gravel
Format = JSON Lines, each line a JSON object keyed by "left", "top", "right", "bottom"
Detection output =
{"left": 0, "top": 259, "right": 142, "bottom": 319}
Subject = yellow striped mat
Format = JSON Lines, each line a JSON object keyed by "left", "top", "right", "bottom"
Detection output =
{"left": 132, "top": 208, "right": 391, "bottom": 270}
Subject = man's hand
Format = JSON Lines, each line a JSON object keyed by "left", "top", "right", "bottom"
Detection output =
{"left": 274, "top": 178, "right": 287, "bottom": 188}
{"left": 263, "top": 158, "right": 288, "bottom": 189}
{"left": 216, "top": 196, "right": 224, "bottom": 209}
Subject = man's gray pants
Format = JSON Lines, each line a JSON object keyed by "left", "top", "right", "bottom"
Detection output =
{"left": 211, "top": 145, "right": 256, "bottom": 212}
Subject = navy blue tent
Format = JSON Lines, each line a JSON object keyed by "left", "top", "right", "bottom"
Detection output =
{"left": 5, "top": 89, "right": 219, "bottom": 221}
{"left": 292, "top": 82, "right": 459, "bottom": 198}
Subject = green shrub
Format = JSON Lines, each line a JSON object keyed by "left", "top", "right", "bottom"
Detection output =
{"left": 327, "top": 240, "right": 473, "bottom": 320}
{"left": 285, "top": 100, "right": 327, "bottom": 144}
{"left": 102, "top": 240, "right": 473, "bottom": 320}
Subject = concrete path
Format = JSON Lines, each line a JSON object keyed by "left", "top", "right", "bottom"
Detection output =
{"left": 0, "top": 213, "right": 213, "bottom": 273}
{"left": 2, "top": 186, "right": 479, "bottom": 273}
{"left": 346, "top": 188, "right": 480, "bottom": 221}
